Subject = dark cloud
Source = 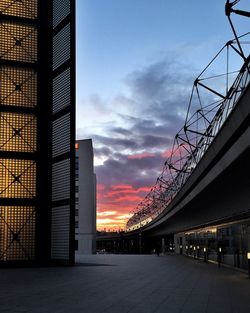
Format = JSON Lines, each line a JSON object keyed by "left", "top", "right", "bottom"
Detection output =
{"left": 126, "top": 60, "right": 177, "bottom": 100}
{"left": 142, "top": 135, "right": 171, "bottom": 148}
{"left": 111, "top": 127, "right": 132, "bottom": 136}
{"left": 125, "top": 59, "right": 194, "bottom": 118}
{"left": 92, "top": 58, "right": 196, "bottom": 191}
{"left": 95, "top": 152, "right": 165, "bottom": 189}
{"left": 118, "top": 114, "right": 176, "bottom": 138}
{"left": 94, "top": 146, "right": 112, "bottom": 158}
{"left": 79, "top": 57, "right": 200, "bottom": 220}
{"left": 93, "top": 134, "right": 139, "bottom": 150}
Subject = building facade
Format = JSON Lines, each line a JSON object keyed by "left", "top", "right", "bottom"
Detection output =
{"left": 75, "top": 139, "right": 96, "bottom": 254}
{"left": 174, "top": 219, "right": 250, "bottom": 270}
{"left": 0, "top": 0, "right": 75, "bottom": 265}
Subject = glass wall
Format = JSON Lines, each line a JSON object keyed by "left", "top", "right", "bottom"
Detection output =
{"left": 175, "top": 220, "right": 250, "bottom": 270}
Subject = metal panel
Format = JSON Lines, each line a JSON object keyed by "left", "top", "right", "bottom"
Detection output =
{"left": 51, "top": 205, "right": 70, "bottom": 259}
{"left": 53, "top": 67, "right": 70, "bottom": 113}
{"left": 0, "top": 112, "right": 37, "bottom": 152}
{"left": 0, "top": 206, "right": 35, "bottom": 261}
{"left": 53, "top": 23, "right": 70, "bottom": 70}
{"left": 0, "top": 1, "right": 38, "bottom": 264}
{"left": 52, "top": 113, "right": 70, "bottom": 157}
{"left": 0, "top": 158, "right": 36, "bottom": 198}
{"left": 50, "top": 0, "right": 75, "bottom": 264}
{"left": 0, "top": 21, "right": 37, "bottom": 63}
{"left": 0, "top": 0, "right": 37, "bottom": 19}
{"left": 52, "top": 159, "right": 70, "bottom": 202}
{"left": 0, "top": 0, "right": 75, "bottom": 265}
{"left": 53, "top": 0, "right": 70, "bottom": 29}
{"left": 0, "top": 66, "right": 37, "bottom": 108}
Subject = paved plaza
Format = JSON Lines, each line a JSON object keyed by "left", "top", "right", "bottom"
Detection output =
{"left": 1, "top": 254, "right": 250, "bottom": 313}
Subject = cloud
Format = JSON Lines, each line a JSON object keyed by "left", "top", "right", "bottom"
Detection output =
{"left": 128, "top": 152, "right": 155, "bottom": 160}
{"left": 77, "top": 56, "right": 197, "bottom": 230}
{"left": 124, "top": 59, "right": 193, "bottom": 122}
{"left": 96, "top": 184, "right": 151, "bottom": 230}
{"left": 94, "top": 135, "right": 138, "bottom": 151}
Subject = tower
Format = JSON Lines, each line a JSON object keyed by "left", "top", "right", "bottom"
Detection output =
{"left": 0, "top": 0, "right": 75, "bottom": 265}
{"left": 75, "top": 139, "right": 96, "bottom": 255}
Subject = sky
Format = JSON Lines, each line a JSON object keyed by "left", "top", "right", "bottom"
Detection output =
{"left": 76, "top": 0, "right": 250, "bottom": 231}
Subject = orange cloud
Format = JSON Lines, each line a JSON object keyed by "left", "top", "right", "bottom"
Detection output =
{"left": 161, "top": 149, "right": 173, "bottom": 158}
{"left": 97, "top": 184, "right": 106, "bottom": 191}
{"left": 96, "top": 183, "right": 150, "bottom": 231}
{"left": 128, "top": 152, "right": 155, "bottom": 159}
{"left": 107, "top": 186, "right": 151, "bottom": 197}
{"left": 112, "top": 185, "right": 133, "bottom": 190}
{"left": 97, "top": 211, "right": 117, "bottom": 217}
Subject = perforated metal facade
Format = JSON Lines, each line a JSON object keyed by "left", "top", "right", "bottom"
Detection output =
{"left": 0, "top": 0, "right": 75, "bottom": 265}
{"left": 51, "top": 0, "right": 75, "bottom": 263}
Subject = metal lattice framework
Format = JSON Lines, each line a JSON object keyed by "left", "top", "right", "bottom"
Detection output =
{"left": 126, "top": 1, "right": 250, "bottom": 231}
{"left": 0, "top": 0, "right": 38, "bottom": 261}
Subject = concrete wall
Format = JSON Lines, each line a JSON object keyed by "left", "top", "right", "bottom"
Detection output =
{"left": 142, "top": 83, "right": 250, "bottom": 236}
{"left": 76, "top": 139, "right": 96, "bottom": 254}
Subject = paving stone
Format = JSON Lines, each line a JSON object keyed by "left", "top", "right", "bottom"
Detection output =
{"left": 0, "top": 254, "right": 250, "bottom": 313}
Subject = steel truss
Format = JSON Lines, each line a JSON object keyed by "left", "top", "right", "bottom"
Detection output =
{"left": 126, "top": 1, "right": 250, "bottom": 231}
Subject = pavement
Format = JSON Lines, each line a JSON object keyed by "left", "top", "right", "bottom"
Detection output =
{"left": 1, "top": 254, "right": 250, "bottom": 313}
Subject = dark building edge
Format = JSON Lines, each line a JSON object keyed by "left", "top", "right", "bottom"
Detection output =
{"left": 0, "top": 0, "right": 75, "bottom": 267}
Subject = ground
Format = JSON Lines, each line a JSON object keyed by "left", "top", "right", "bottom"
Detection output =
{"left": 1, "top": 254, "right": 250, "bottom": 313}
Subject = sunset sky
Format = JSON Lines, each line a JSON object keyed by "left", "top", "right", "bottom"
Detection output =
{"left": 76, "top": 0, "right": 250, "bottom": 231}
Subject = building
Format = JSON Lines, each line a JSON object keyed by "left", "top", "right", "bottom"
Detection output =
{"left": 0, "top": 0, "right": 75, "bottom": 265}
{"left": 75, "top": 139, "right": 96, "bottom": 254}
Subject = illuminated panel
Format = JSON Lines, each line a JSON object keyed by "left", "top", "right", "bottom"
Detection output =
{"left": 0, "top": 112, "right": 37, "bottom": 152}
{"left": 0, "top": 159, "right": 36, "bottom": 198}
{"left": 0, "top": 66, "right": 37, "bottom": 107}
{"left": 0, "top": 206, "right": 35, "bottom": 261}
{"left": 0, "top": 0, "right": 37, "bottom": 19}
{"left": 0, "top": 0, "right": 38, "bottom": 264}
{"left": 0, "top": 21, "right": 37, "bottom": 63}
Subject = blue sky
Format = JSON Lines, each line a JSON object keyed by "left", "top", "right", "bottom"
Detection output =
{"left": 76, "top": 0, "right": 250, "bottom": 230}
{"left": 77, "top": 0, "right": 248, "bottom": 100}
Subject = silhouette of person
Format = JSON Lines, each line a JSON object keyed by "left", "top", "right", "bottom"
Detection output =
{"left": 155, "top": 244, "right": 161, "bottom": 256}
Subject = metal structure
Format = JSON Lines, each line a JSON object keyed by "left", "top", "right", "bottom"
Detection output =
{"left": 226, "top": 0, "right": 250, "bottom": 18}
{"left": 126, "top": 1, "right": 250, "bottom": 232}
{"left": 0, "top": 0, "right": 75, "bottom": 265}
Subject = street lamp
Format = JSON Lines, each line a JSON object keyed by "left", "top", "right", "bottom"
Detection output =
{"left": 203, "top": 247, "right": 207, "bottom": 262}
{"left": 247, "top": 252, "right": 250, "bottom": 278}
{"left": 138, "top": 214, "right": 142, "bottom": 255}
{"left": 134, "top": 211, "right": 142, "bottom": 254}
{"left": 180, "top": 244, "right": 183, "bottom": 255}
{"left": 218, "top": 247, "right": 222, "bottom": 267}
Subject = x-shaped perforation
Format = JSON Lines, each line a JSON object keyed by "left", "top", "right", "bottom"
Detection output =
{"left": 0, "top": 21, "right": 37, "bottom": 63}
{"left": 0, "top": 66, "right": 37, "bottom": 107}
{"left": 0, "top": 112, "right": 37, "bottom": 152}
{"left": 0, "top": 206, "right": 35, "bottom": 260}
{"left": 0, "top": 159, "right": 36, "bottom": 198}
